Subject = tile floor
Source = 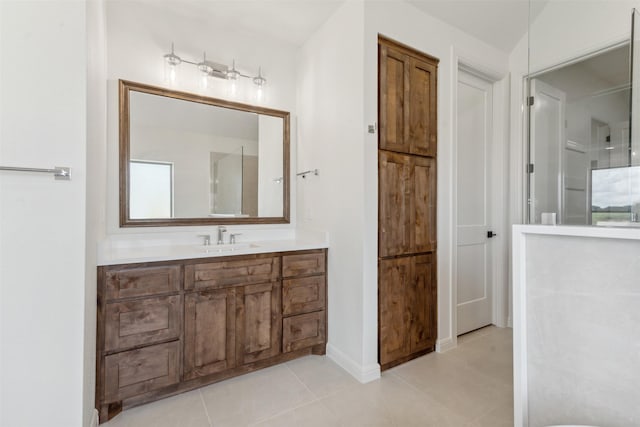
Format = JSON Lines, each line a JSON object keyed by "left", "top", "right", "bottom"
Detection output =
{"left": 103, "top": 326, "right": 513, "bottom": 427}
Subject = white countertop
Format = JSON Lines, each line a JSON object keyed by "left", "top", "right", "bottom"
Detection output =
{"left": 97, "top": 229, "right": 329, "bottom": 266}
{"left": 513, "top": 224, "right": 640, "bottom": 240}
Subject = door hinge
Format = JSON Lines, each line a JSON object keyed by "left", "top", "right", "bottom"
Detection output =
{"left": 527, "top": 96, "right": 534, "bottom": 106}
{"left": 527, "top": 163, "right": 534, "bottom": 174}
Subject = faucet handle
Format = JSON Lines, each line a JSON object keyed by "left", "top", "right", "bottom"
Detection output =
{"left": 197, "top": 234, "right": 211, "bottom": 246}
{"left": 229, "top": 233, "right": 242, "bottom": 244}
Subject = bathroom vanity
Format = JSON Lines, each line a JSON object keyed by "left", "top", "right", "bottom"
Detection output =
{"left": 95, "top": 245, "right": 327, "bottom": 422}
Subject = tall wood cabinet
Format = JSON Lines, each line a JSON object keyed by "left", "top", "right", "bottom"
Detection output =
{"left": 378, "top": 35, "right": 438, "bottom": 370}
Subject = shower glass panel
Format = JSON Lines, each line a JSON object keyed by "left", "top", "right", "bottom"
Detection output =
{"left": 527, "top": 15, "right": 634, "bottom": 225}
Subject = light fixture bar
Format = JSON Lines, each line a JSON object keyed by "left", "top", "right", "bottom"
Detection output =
{"left": 163, "top": 43, "right": 266, "bottom": 86}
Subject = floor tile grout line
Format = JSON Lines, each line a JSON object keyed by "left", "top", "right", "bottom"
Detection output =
{"left": 198, "top": 389, "right": 214, "bottom": 427}
{"left": 247, "top": 396, "right": 322, "bottom": 426}
{"left": 246, "top": 363, "right": 322, "bottom": 426}
{"left": 285, "top": 361, "right": 320, "bottom": 399}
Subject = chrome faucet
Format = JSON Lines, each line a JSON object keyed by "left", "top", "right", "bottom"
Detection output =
{"left": 217, "top": 226, "right": 227, "bottom": 244}
{"left": 229, "top": 233, "right": 242, "bottom": 244}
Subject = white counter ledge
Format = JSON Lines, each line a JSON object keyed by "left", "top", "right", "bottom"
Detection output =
{"left": 512, "top": 224, "right": 640, "bottom": 427}
{"left": 97, "top": 230, "right": 328, "bottom": 266}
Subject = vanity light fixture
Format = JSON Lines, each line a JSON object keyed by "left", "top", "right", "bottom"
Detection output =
{"left": 163, "top": 43, "right": 267, "bottom": 89}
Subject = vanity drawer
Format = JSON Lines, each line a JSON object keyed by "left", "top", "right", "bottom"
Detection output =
{"left": 185, "top": 256, "right": 280, "bottom": 290}
{"left": 105, "top": 265, "right": 181, "bottom": 301}
{"left": 283, "top": 276, "right": 326, "bottom": 316}
{"left": 104, "top": 341, "right": 180, "bottom": 402}
{"left": 104, "top": 295, "right": 182, "bottom": 352}
{"left": 282, "top": 251, "right": 325, "bottom": 277}
{"left": 283, "top": 311, "right": 326, "bottom": 352}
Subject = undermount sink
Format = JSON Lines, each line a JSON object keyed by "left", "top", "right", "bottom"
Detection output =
{"left": 194, "top": 243, "right": 259, "bottom": 253}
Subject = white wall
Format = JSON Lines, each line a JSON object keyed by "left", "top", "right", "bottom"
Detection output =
{"left": 297, "top": 0, "right": 510, "bottom": 379}
{"left": 105, "top": 1, "right": 298, "bottom": 235}
{"left": 258, "top": 115, "right": 284, "bottom": 217}
{"left": 85, "top": 0, "right": 108, "bottom": 425}
{"left": 0, "top": 2, "right": 88, "bottom": 426}
{"left": 297, "top": 1, "right": 371, "bottom": 380}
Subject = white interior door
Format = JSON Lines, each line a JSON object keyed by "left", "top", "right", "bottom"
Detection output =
{"left": 456, "top": 69, "right": 494, "bottom": 336}
{"left": 529, "top": 79, "right": 566, "bottom": 224}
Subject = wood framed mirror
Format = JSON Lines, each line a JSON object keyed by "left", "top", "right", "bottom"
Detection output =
{"left": 119, "top": 80, "right": 290, "bottom": 227}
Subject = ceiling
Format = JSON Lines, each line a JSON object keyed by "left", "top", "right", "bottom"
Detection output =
{"left": 116, "top": 0, "right": 546, "bottom": 52}
{"left": 121, "top": 0, "right": 345, "bottom": 47}
{"left": 407, "top": 0, "right": 547, "bottom": 53}
{"left": 536, "top": 44, "right": 630, "bottom": 101}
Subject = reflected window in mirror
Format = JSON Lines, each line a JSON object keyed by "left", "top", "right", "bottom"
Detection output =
{"left": 129, "top": 160, "right": 174, "bottom": 219}
{"left": 119, "top": 80, "right": 289, "bottom": 227}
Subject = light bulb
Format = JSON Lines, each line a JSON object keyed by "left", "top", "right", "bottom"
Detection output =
{"left": 164, "top": 42, "right": 181, "bottom": 85}
{"left": 201, "top": 74, "right": 208, "bottom": 90}
{"left": 256, "top": 86, "right": 263, "bottom": 102}
{"left": 230, "top": 80, "right": 237, "bottom": 96}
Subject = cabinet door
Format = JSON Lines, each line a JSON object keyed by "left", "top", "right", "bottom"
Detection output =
{"left": 408, "top": 57, "right": 437, "bottom": 157}
{"left": 379, "top": 151, "right": 411, "bottom": 257}
{"left": 237, "top": 282, "right": 281, "bottom": 365}
{"left": 379, "top": 44, "right": 410, "bottom": 153}
{"left": 409, "top": 254, "right": 437, "bottom": 353}
{"left": 379, "top": 257, "right": 411, "bottom": 366}
{"left": 411, "top": 156, "right": 437, "bottom": 254}
{"left": 184, "top": 289, "right": 236, "bottom": 380}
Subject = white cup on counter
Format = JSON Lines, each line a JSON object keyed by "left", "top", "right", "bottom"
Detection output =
{"left": 541, "top": 212, "right": 557, "bottom": 225}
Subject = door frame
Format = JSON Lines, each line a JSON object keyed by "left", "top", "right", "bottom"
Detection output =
{"left": 447, "top": 53, "right": 510, "bottom": 351}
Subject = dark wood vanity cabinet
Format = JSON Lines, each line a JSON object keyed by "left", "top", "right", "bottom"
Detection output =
{"left": 96, "top": 249, "right": 327, "bottom": 423}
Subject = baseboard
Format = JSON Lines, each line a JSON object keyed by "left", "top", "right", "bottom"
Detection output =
{"left": 89, "top": 408, "right": 99, "bottom": 427}
{"left": 507, "top": 316, "right": 513, "bottom": 328}
{"left": 436, "top": 337, "right": 457, "bottom": 353}
{"left": 326, "top": 343, "right": 381, "bottom": 383}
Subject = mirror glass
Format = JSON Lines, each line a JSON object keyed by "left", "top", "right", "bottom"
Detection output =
{"left": 120, "top": 80, "right": 289, "bottom": 226}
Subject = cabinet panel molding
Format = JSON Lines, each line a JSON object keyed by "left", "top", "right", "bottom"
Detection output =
{"left": 183, "top": 289, "right": 236, "bottom": 380}
{"left": 237, "top": 282, "right": 282, "bottom": 364}
{"left": 105, "top": 295, "right": 182, "bottom": 352}
{"left": 185, "top": 256, "right": 280, "bottom": 290}
{"left": 104, "top": 341, "right": 180, "bottom": 402}
{"left": 283, "top": 275, "right": 326, "bottom": 316}
{"left": 105, "top": 265, "right": 181, "bottom": 300}
{"left": 282, "top": 251, "right": 325, "bottom": 277}
{"left": 283, "top": 311, "right": 326, "bottom": 352}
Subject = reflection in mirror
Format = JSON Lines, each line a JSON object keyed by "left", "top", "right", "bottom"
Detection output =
{"left": 527, "top": 43, "right": 633, "bottom": 225}
{"left": 120, "top": 80, "right": 289, "bottom": 227}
